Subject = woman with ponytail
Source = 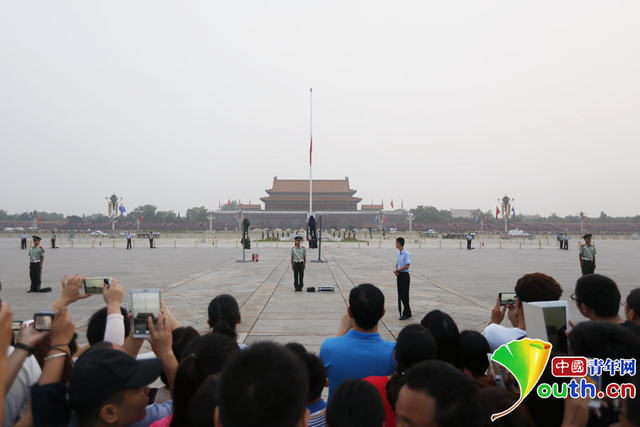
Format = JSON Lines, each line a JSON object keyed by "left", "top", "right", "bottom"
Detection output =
{"left": 363, "top": 324, "right": 437, "bottom": 427}
{"left": 151, "top": 332, "right": 239, "bottom": 427}
{"left": 207, "top": 294, "right": 247, "bottom": 347}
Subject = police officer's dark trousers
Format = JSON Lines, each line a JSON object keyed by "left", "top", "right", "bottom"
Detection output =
{"left": 29, "top": 262, "right": 41, "bottom": 291}
{"left": 397, "top": 272, "right": 411, "bottom": 317}
{"left": 21, "top": 239, "right": 27, "bottom": 250}
{"left": 581, "top": 261, "right": 595, "bottom": 276}
{"left": 51, "top": 239, "right": 56, "bottom": 248}
{"left": 467, "top": 240, "right": 472, "bottom": 250}
{"left": 149, "top": 239, "right": 153, "bottom": 248}
{"left": 127, "top": 239, "right": 132, "bottom": 249}
{"left": 293, "top": 262, "right": 304, "bottom": 290}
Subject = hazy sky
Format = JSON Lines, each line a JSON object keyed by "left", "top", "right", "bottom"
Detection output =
{"left": 1, "top": 1, "right": 639, "bottom": 217}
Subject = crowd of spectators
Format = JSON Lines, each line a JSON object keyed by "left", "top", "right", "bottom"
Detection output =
{"left": 0, "top": 271, "right": 638, "bottom": 426}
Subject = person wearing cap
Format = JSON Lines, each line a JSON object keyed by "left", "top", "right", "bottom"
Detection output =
{"left": 27, "top": 236, "right": 51, "bottom": 293}
{"left": 291, "top": 235, "right": 306, "bottom": 291}
{"left": 579, "top": 233, "right": 597, "bottom": 275}
{"left": 68, "top": 346, "right": 163, "bottom": 426}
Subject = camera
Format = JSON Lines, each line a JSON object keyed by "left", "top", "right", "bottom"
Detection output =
{"left": 34, "top": 311, "right": 55, "bottom": 331}
{"left": 83, "top": 277, "right": 112, "bottom": 295}
{"left": 499, "top": 292, "right": 516, "bottom": 306}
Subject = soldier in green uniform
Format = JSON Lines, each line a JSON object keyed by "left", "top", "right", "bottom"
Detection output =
{"left": 27, "top": 236, "right": 52, "bottom": 293}
{"left": 579, "top": 233, "right": 597, "bottom": 276}
{"left": 291, "top": 235, "right": 306, "bottom": 292}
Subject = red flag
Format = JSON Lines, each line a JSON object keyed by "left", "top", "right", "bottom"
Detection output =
{"left": 585, "top": 217, "right": 589, "bottom": 223}
{"left": 485, "top": 216, "right": 488, "bottom": 224}
{"left": 141, "top": 216, "right": 144, "bottom": 222}
{"left": 227, "top": 199, "right": 231, "bottom": 206}
{"left": 384, "top": 216, "right": 388, "bottom": 223}
{"left": 496, "top": 207, "right": 500, "bottom": 219}
{"left": 38, "top": 215, "right": 42, "bottom": 222}
{"left": 391, "top": 200, "right": 394, "bottom": 209}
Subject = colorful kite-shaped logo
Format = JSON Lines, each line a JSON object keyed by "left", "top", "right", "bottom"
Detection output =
{"left": 490, "top": 338, "right": 552, "bottom": 421}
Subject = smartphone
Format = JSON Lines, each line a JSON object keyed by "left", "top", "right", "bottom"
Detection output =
{"left": 34, "top": 311, "right": 55, "bottom": 331}
{"left": 499, "top": 292, "right": 516, "bottom": 306}
{"left": 130, "top": 289, "right": 161, "bottom": 338}
{"left": 12, "top": 321, "right": 22, "bottom": 331}
{"left": 83, "top": 277, "right": 112, "bottom": 295}
{"left": 585, "top": 359, "right": 602, "bottom": 409}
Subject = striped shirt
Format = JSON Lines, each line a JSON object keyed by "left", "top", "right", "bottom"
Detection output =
{"left": 307, "top": 399, "right": 327, "bottom": 427}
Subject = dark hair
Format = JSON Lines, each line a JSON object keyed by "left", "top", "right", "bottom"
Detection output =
{"left": 627, "top": 288, "right": 640, "bottom": 314}
{"left": 185, "top": 376, "right": 219, "bottom": 427}
{"left": 160, "top": 326, "right": 200, "bottom": 386}
{"left": 86, "top": 307, "right": 130, "bottom": 345}
{"left": 349, "top": 284, "right": 385, "bottom": 330}
{"left": 569, "top": 321, "right": 640, "bottom": 361}
{"left": 284, "top": 342, "right": 308, "bottom": 358}
{"left": 387, "top": 324, "right": 437, "bottom": 408}
{"left": 77, "top": 389, "right": 126, "bottom": 425}
{"left": 402, "top": 360, "right": 482, "bottom": 427}
{"left": 478, "top": 387, "right": 534, "bottom": 427}
{"left": 170, "top": 333, "right": 239, "bottom": 427}
{"left": 459, "top": 330, "right": 491, "bottom": 377}
{"left": 218, "top": 342, "right": 308, "bottom": 427}
{"left": 420, "top": 310, "right": 460, "bottom": 367}
{"left": 521, "top": 352, "right": 568, "bottom": 426}
{"left": 574, "top": 274, "right": 621, "bottom": 318}
{"left": 626, "top": 374, "right": 640, "bottom": 426}
{"left": 514, "top": 273, "right": 563, "bottom": 303}
{"left": 396, "top": 237, "right": 405, "bottom": 246}
{"left": 208, "top": 294, "right": 241, "bottom": 339}
{"left": 326, "top": 379, "right": 385, "bottom": 427}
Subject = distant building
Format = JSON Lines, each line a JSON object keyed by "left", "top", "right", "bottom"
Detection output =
{"left": 361, "top": 204, "right": 384, "bottom": 211}
{"left": 260, "top": 177, "right": 362, "bottom": 211}
{"left": 450, "top": 209, "right": 475, "bottom": 219}
{"left": 238, "top": 203, "right": 262, "bottom": 211}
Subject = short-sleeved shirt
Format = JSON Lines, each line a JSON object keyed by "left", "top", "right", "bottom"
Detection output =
{"left": 319, "top": 330, "right": 396, "bottom": 397}
{"left": 467, "top": 235, "right": 473, "bottom": 241}
{"left": 29, "top": 246, "right": 45, "bottom": 263}
{"left": 291, "top": 246, "right": 306, "bottom": 262}
{"left": 564, "top": 235, "right": 568, "bottom": 241}
{"left": 579, "top": 244, "right": 596, "bottom": 261}
{"left": 21, "top": 234, "right": 27, "bottom": 240}
{"left": 396, "top": 248, "right": 411, "bottom": 273}
{"left": 126, "top": 233, "right": 132, "bottom": 239}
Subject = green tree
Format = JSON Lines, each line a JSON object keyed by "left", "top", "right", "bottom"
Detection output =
{"left": 410, "top": 206, "right": 452, "bottom": 223}
{"left": 157, "top": 210, "right": 178, "bottom": 222}
{"left": 130, "top": 205, "right": 158, "bottom": 221}
{"left": 220, "top": 201, "right": 239, "bottom": 211}
{"left": 186, "top": 206, "right": 209, "bottom": 222}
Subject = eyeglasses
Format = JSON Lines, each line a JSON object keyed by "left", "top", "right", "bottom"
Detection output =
{"left": 570, "top": 293, "right": 578, "bottom": 302}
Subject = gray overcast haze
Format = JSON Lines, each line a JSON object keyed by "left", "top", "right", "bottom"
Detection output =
{"left": 1, "top": 1, "right": 639, "bottom": 217}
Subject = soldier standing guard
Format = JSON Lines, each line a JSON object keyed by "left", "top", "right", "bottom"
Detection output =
{"left": 291, "top": 235, "right": 306, "bottom": 291}
{"left": 27, "top": 236, "right": 51, "bottom": 293}
{"left": 579, "top": 233, "right": 597, "bottom": 275}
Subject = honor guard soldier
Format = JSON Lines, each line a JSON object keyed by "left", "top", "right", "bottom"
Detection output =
{"left": 27, "top": 236, "right": 51, "bottom": 293}
{"left": 291, "top": 235, "right": 306, "bottom": 291}
{"left": 579, "top": 233, "right": 597, "bottom": 275}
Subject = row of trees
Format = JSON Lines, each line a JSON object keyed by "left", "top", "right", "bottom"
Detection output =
{"left": 3, "top": 206, "right": 640, "bottom": 224}
{"left": 408, "top": 206, "right": 640, "bottom": 224}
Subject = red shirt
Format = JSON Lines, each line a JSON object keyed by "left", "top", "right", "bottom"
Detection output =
{"left": 363, "top": 376, "right": 395, "bottom": 427}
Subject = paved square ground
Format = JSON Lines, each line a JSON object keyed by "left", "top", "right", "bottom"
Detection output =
{"left": 1, "top": 237, "right": 638, "bottom": 351}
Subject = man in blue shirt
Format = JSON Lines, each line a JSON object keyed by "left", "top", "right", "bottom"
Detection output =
{"left": 319, "top": 284, "right": 396, "bottom": 397}
{"left": 395, "top": 237, "right": 412, "bottom": 320}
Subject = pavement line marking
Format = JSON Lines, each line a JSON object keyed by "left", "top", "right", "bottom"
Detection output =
{"left": 240, "top": 257, "right": 290, "bottom": 343}
{"left": 325, "top": 248, "right": 398, "bottom": 340}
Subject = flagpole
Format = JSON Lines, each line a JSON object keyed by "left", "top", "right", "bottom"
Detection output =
{"left": 309, "top": 88, "right": 313, "bottom": 218}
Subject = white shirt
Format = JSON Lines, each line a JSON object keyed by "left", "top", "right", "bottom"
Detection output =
{"left": 4, "top": 347, "right": 42, "bottom": 426}
{"left": 482, "top": 324, "right": 527, "bottom": 352}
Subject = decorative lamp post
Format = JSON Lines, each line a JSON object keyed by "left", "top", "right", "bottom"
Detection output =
{"left": 498, "top": 195, "right": 513, "bottom": 233}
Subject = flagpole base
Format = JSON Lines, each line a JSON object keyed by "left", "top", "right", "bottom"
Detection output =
{"left": 311, "top": 259, "right": 326, "bottom": 263}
